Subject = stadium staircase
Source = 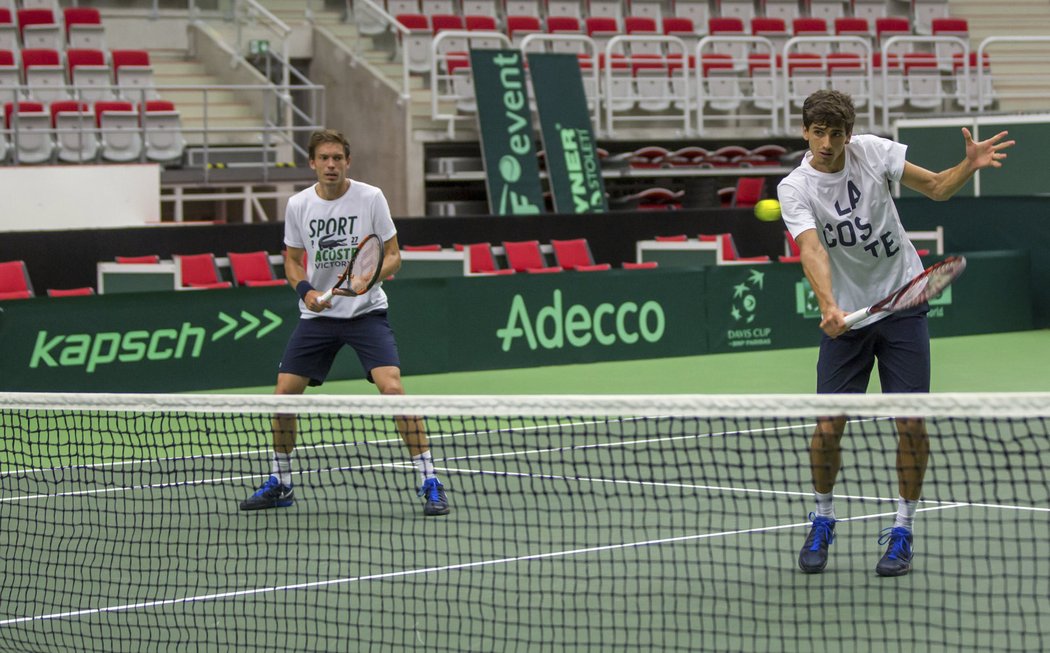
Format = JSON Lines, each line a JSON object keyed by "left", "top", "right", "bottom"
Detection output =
{"left": 151, "top": 49, "right": 264, "bottom": 147}
{"left": 949, "top": 0, "right": 1050, "bottom": 112}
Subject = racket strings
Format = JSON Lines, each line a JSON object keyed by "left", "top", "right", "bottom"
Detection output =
{"left": 352, "top": 240, "right": 382, "bottom": 279}
{"left": 888, "top": 258, "right": 965, "bottom": 310}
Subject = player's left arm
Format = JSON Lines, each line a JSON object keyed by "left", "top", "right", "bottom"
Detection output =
{"left": 900, "top": 127, "right": 1015, "bottom": 201}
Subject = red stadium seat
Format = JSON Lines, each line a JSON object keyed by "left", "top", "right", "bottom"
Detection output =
{"left": 227, "top": 251, "right": 287, "bottom": 287}
{"left": 0, "top": 260, "right": 34, "bottom": 299}
{"left": 175, "top": 253, "right": 232, "bottom": 289}
{"left": 501, "top": 240, "right": 563, "bottom": 273}
{"left": 116, "top": 254, "right": 161, "bottom": 264}
{"left": 550, "top": 238, "right": 611, "bottom": 271}
{"left": 47, "top": 287, "right": 95, "bottom": 297}
{"left": 466, "top": 243, "right": 515, "bottom": 275}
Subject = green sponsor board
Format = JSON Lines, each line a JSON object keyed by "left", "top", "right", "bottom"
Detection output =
{"left": 470, "top": 49, "right": 546, "bottom": 215}
{"left": 388, "top": 269, "right": 708, "bottom": 371}
{"left": 706, "top": 265, "right": 815, "bottom": 353}
{"left": 527, "top": 53, "right": 607, "bottom": 214}
{"left": 0, "top": 253, "right": 1031, "bottom": 392}
{"left": 707, "top": 251, "right": 1033, "bottom": 354}
{"left": 0, "top": 291, "right": 300, "bottom": 394}
{"left": 0, "top": 288, "right": 308, "bottom": 392}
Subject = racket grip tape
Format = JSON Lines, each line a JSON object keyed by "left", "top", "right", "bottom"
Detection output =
{"left": 317, "top": 288, "right": 334, "bottom": 303}
{"left": 843, "top": 307, "right": 869, "bottom": 328}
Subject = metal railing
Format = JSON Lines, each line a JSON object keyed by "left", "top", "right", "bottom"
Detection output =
{"left": 430, "top": 30, "right": 512, "bottom": 137}
{"left": 0, "top": 82, "right": 323, "bottom": 177}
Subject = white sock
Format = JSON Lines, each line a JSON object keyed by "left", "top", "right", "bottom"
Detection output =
{"left": 894, "top": 496, "right": 918, "bottom": 531}
{"left": 413, "top": 451, "right": 436, "bottom": 485}
{"left": 815, "top": 490, "right": 836, "bottom": 519}
{"left": 272, "top": 452, "right": 292, "bottom": 487}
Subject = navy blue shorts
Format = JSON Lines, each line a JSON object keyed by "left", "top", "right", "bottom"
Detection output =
{"left": 278, "top": 311, "right": 401, "bottom": 386}
{"left": 816, "top": 307, "right": 930, "bottom": 394}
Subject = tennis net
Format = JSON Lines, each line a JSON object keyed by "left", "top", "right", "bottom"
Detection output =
{"left": 0, "top": 392, "right": 1048, "bottom": 652}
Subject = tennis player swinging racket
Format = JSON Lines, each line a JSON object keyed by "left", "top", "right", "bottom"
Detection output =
{"left": 777, "top": 90, "right": 1013, "bottom": 578}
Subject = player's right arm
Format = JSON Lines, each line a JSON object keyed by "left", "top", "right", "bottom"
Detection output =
{"left": 796, "top": 230, "right": 848, "bottom": 338}
{"left": 285, "top": 246, "right": 330, "bottom": 312}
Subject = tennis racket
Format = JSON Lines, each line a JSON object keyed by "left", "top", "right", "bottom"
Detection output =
{"left": 317, "top": 234, "right": 385, "bottom": 302}
{"left": 843, "top": 255, "right": 966, "bottom": 328}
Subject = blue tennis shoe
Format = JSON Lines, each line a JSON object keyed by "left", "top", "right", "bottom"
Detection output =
{"left": 418, "top": 478, "right": 450, "bottom": 516}
{"left": 875, "top": 527, "right": 913, "bottom": 577}
{"left": 240, "top": 475, "right": 294, "bottom": 511}
{"left": 798, "top": 513, "right": 836, "bottom": 573}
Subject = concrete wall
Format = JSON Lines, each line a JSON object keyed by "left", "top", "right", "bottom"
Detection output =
{"left": 308, "top": 30, "right": 417, "bottom": 217}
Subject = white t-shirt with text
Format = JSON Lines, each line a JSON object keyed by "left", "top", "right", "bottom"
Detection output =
{"left": 777, "top": 134, "right": 923, "bottom": 329}
{"left": 284, "top": 179, "right": 397, "bottom": 320}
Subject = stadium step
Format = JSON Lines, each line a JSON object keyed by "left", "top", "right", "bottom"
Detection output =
{"left": 152, "top": 50, "right": 264, "bottom": 147}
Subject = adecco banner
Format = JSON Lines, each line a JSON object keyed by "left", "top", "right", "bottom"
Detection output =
{"left": 470, "top": 49, "right": 546, "bottom": 216}
{"left": 388, "top": 269, "right": 708, "bottom": 372}
{"left": 527, "top": 52, "right": 607, "bottom": 214}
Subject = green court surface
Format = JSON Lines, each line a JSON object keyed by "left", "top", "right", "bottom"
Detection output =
{"left": 215, "top": 329, "right": 1050, "bottom": 395}
{"left": 2, "top": 330, "right": 1048, "bottom": 651}
{"left": 3, "top": 410, "right": 1048, "bottom": 651}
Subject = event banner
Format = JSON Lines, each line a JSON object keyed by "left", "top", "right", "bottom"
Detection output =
{"left": 470, "top": 49, "right": 546, "bottom": 216}
{"left": 527, "top": 52, "right": 607, "bottom": 214}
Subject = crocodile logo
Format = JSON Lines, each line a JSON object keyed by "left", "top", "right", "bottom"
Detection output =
{"left": 318, "top": 234, "right": 346, "bottom": 249}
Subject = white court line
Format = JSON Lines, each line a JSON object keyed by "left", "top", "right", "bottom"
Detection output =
{"left": 433, "top": 465, "right": 1050, "bottom": 513}
{"left": 0, "top": 415, "right": 679, "bottom": 477}
{"left": 0, "top": 418, "right": 812, "bottom": 500}
{"left": 5, "top": 436, "right": 1048, "bottom": 514}
{"left": 0, "top": 506, "right": 944, "bottom": 627}
{"left": 0, "top": 460, "right": 412, "bottom": 504}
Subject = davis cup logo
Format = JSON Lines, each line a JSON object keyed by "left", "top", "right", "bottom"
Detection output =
{"left": 727, "top": 269, "right": 772, "bottom": 348}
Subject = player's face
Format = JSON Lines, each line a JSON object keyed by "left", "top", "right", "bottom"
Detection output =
{"left": 803, "top": 122, "right": 851, "bottom": 173}
{"left": 310, "top": 142, "right": 351, "bottom": 189}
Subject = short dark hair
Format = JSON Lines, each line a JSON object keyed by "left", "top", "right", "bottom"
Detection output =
{"left": 802, "top": 90, "right": 855, "bottom": 133}
{"left": 308, "top": 129, "right": 351, "bottom": 159}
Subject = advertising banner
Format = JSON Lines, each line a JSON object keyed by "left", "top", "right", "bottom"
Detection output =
{"left": 527, "top": 52, "right": 607, "bottom": 214}
{"left": 0, "top": 253, "right": 1030, "bottom": 392}
{"left": 470, "top": 49, "right": 546, "bottom": 215}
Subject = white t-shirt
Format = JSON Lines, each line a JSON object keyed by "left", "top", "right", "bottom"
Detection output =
{"left": 284, "top": 179, "right": 397, "bottom": 320}
{"left": 777, "top": 134, "right": 923, "bottom": 329}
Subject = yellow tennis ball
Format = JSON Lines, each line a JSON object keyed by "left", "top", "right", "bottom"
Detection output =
{"left": 754, "top": 199, "right": 782, "bottom": 222}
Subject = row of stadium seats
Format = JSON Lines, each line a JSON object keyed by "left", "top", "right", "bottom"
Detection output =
{"left": 0, "top": 48, "right": 157, "bottom": 104}
{"left": 375, "top": 0, "right": 948, "bottom": 33}
{"left": 608, "top": 143, "right": 789, "bottom": 168}
{"left": 0, "top": 258, "right": 101, "bottom": 297}
{"left": 402, "top": 12, "right": 959, "bottom": 71}
{"left": 451, "top": 239, "right": 658, "bottom": 273}
{"left": 0, "top": 5, "right": 106, "bottom": 52}
{"left": 1, "top": 98, "right": 185, "bottom": 164}
{"left": 0, "top": 251, "right": 287, "bottom": 299}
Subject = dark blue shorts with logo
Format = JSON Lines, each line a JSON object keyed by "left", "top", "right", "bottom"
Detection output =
{"left": 279, "top": 311, "right": 400, "bottom": 386}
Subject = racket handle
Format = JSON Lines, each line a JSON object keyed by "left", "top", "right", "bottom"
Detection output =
{"left": 317, "top": 288, "right": 334, "bottom": 303}
{"left": 843, "top": 307, "right": 870, "bottom": 328}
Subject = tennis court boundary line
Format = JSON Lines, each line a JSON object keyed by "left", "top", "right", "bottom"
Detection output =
{"left": 0, "top": 415, "right": 704, "bottom": 477}
{"left": 0, "top": 507, "right": 948, "bottom": 627}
